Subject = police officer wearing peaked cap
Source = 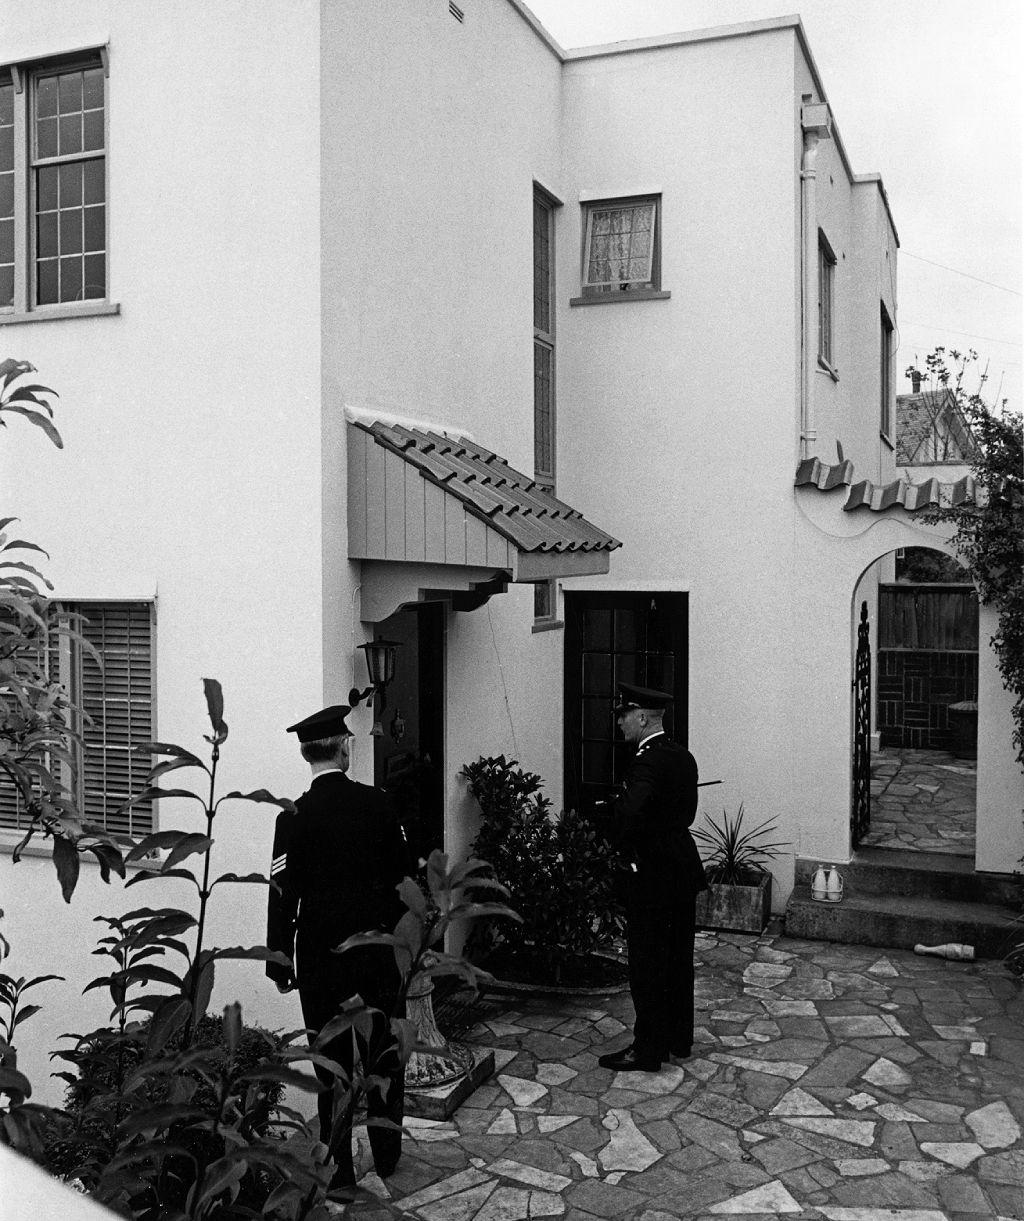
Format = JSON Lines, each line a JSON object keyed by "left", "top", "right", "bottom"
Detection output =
{"left": 266, "top": 703, "right": 411, "bottom": 1188}
{"left": 595, "top": 682, "right": 707, "bottom": 1073}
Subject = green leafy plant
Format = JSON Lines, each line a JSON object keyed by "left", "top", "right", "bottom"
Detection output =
{"left": 692, "top": 804, "right": 787, "bottom": 886}
{"left": 462, "top": 755, "right": 623, "bottom": 983}
{"left": 5, "top": 682, "right": 517, "bottom": 1217}
{"left": 0, "top": 908, "right": 64, "bottom": 1159}
{"left": 0, "top": 357, "right": 129, "bottom": 899}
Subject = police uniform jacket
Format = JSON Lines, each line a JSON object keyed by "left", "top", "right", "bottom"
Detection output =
{"left": 610, "top": 734, "right": 707, "bottom": 905}
{"left": 265, "top": 771, "right": 409, "bottom": 994}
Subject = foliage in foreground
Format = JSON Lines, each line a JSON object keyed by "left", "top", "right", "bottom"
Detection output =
{"left": 1, "top": 682, "right": 517, "bottom": 1218}
{"left": 463, "top": 754, "right": 623, "bottom": 981}
{"left": 0, "top": 359, "right": 130, "bottom": 899}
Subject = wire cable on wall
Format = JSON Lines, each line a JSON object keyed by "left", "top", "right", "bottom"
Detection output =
{"left": 486, "top": 602, "right": 520, "bottom": 758}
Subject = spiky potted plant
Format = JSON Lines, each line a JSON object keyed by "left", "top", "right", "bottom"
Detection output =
{"left": 692, "top": 804, "right": 788, "bottom": 933}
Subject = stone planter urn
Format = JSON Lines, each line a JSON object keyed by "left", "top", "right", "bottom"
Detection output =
{"left": 695, "top": 870, "right": 772, "bottom": 934}
{"left": 403, "top": 964, "right": 475, "bottom": 1090}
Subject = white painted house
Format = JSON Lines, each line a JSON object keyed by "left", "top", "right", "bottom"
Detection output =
{"left": 2, "top": 1, "right": 1018, "bottom": 1102}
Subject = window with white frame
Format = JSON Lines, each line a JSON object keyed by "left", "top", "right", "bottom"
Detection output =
{"left": 880, "top": 302, "right": 893, "bottom": 438}
{"left": 0, "top": 51, "right": 107, "bottom": 313}
{"left": 582, "top": 196, "right": 660, "bottom": 296}
{"left": 0, "top": 602, "right": 154, "bottom": 837}
{"left": 818, "top": 230, "right": 836, "bottom": 368}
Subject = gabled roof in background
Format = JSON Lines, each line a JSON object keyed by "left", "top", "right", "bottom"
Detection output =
{"left": 354, "top": 420, "right": 621, "bottom": 556}
{"left": 795, "top": 455, "right": 976, "bottom": 513}
{"left": 896, "top": 388, "right": 979, "bottom": 466}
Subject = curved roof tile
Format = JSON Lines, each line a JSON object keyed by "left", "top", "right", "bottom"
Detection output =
{"left": 795, "top": 456, "right": 976, "bottom": 513}
{"left": 357, "top": 420, "right": 621, "bottom": 554}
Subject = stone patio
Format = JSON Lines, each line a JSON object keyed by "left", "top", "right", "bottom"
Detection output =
{"left": 336, "top": 927, "right": 1024, "bottom": 1219}
{"left": 862, "top": 748, "right": 977, "bottom": 857}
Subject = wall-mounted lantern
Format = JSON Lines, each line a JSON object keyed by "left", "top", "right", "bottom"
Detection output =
{"left": 348, "top": 636, "right": 402, "bottom": 736}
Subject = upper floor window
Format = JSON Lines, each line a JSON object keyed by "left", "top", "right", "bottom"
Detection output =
{"left": 582, "top": 196, "right": 660, "bottom": 296}
{"left": 533, "top": 184, "right": 558, "bottom": 625}
{"left": 880, "top": 303, "right": 894, "bottom": 439}
{"left": 0, "top": 601, "right": 154, "bottom": 838}
{"left": 817, "top": 230, "right": 835, "bottom": 369}
{"left": 534, "top": 188, "right": 555, "bottom": 489}
{"left": 0, "top": 51, "right": 107, "bottom": 315}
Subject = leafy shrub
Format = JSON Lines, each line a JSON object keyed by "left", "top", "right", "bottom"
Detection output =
{"left": 45, "top": 1012, "right": 285, "bottom": 1183}
{"left": 463, "top": 755, "right": 623, "bottom": 982}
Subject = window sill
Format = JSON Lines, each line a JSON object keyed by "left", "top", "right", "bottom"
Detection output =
{"left": 880, "top": 430, "right": 895, "bottom": 451}
{"left": 569, "top": 290, "right": 671, "bottom": 307}
{"left": 0, "top": 301, "right": 121, "bottom": 326}
{"left": 532, "top": 618, "right": 564, "bottom": 634}
{"left": 817, "top": 355, "right": 839, "bottom": 382}
{"left": 0, "top": 830, "right": 160, "bottom": 872}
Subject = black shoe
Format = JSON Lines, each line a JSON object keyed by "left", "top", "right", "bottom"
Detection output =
{"left": 374, "top": 1154, "right": 401, "bottom": 1180}
{"left": 597, "top": 1046, "right": 663, "bottom": 1072}
{"left": 669, "top": 1044, "right": 692, "bottom": 1061}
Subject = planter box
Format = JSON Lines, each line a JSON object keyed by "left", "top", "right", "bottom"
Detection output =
{"left": 695, "top": 872, "right": 772, "bottom": 934}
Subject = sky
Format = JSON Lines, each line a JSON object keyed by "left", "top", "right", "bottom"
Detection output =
{"left": 525, "top": 0, "right": 1023, "bottom": 413}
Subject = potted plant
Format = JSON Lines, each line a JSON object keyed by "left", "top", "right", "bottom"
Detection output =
{"left": 692, "top": 804, "right": 788, "bottom": 934}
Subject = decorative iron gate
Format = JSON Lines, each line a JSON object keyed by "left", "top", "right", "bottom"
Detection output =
{"left": 851, "top": 600, "right": 872, "bottom": 847}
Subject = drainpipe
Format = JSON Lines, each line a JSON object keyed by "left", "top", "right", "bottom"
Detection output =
{"left": 799, "top": 101, "right": 833, "bottom": 461}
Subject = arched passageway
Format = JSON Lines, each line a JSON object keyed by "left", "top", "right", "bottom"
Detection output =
{"left": 852, "top": 546, "right": 978, "bottom": 858}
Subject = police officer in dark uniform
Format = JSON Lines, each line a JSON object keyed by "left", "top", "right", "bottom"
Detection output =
{"left": 266, "top": 704, "right": 410, "bottom": 1187}
{"left": 595, "top": 682, "right": 707, "bottom": 1073}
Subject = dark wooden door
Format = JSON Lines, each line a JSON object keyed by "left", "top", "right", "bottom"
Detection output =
{"left": 563, "top": 592, "right": 688, "bottom": 816}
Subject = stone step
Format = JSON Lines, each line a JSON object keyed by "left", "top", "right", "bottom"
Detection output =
{"left": 784, "top": 886, "right": 1022, "bottom": 959}
{"left": 795, "top": 849, "right": 1024, "bottom": 906}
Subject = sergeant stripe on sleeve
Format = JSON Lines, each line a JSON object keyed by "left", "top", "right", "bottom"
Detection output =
{"left": 270, "top": 854, "right": 287, "bottom": 876}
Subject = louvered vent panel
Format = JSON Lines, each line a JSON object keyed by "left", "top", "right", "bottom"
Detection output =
{"left": 1, "top": 603, "right": 154, "bottom": 836}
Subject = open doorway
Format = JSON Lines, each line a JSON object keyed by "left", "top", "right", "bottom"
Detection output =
{"left": 857, "top": 547, "right": 978, "bottom": 857}
{"left": 371, "top": 602, "right": 445, "bottom": 866}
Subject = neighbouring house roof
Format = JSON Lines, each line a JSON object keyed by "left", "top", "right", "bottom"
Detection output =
{"left": 794, "top": 455, "right": 976, "bottom": 512}
{"left": 347, "top": 418, "right": 620, "bottom": 608}
{"left": 896, "top": 389, "right": 979, "bottom": 466}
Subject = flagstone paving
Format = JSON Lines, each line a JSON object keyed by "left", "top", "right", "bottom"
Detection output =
{"left": 863, "top": 748, "right": 976, "bottom": 857}
{"left": 338, "top": 929, "right": 1024, "bottom": 1220}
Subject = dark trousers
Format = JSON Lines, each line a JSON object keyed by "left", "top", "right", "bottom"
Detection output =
{"left": 625, "top": 891, "right": 697, "bottom": 1059}
{"left": 298, "top": 943, "right": 403, "bottom": 1185}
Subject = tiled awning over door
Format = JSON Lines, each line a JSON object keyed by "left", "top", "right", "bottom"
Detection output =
{"left": 347, "top": 419, "right": 621, "bottom": 621}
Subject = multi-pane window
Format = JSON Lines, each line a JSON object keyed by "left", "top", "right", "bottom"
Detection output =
{"left": 533, "top": 186, "right": 557, "bottom": 622}
{"left": 582, "top": 196, "right": 659, "bottom": 295}
{"left": 0, "top": 602, "right": 154, "bottom": 837}
{"left": 818, "top": 231, "right": 835, "bottom": 367}
{"left": 880, "top": 303, "right": 893, "bottom": 438}
{"left": 1, "top": 83, "right": 14, "bottom": 306}
{"left": 0, "top": 53, "right": 107, "bottom": 313}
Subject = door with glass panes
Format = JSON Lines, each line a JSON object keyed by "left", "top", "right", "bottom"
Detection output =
{"left": 563, "top": 592, "right": 688, "bottom": 816}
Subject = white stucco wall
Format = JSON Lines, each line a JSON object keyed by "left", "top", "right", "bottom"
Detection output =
{"left": 319, "top": 0, "right": 569, "bottom": 832}
{"left": 556, "top": 28, "right": 803, "bottom": 892}
{"left": 1, "top": 0, "right": 323, "bottom": 1102}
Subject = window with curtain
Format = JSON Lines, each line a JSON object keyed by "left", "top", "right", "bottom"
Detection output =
{"left": 0, "top": 52, "right": 107, "bottom": 313}
{"left": 0, "top": 602, "right": 154, "bottom": 836}
{"left": 582, "top": 197, "right": 659, "bottom": 295}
